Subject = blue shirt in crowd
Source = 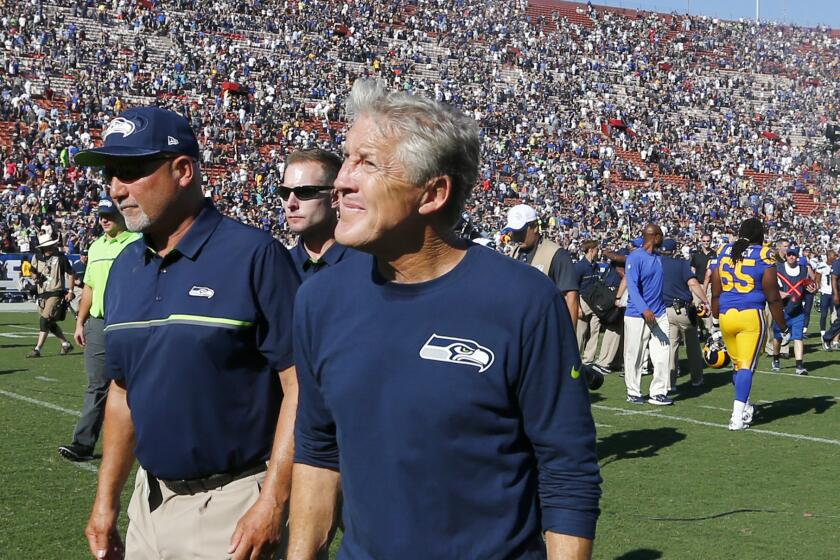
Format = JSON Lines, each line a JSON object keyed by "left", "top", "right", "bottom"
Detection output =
{"left": 294, "top": 244, "right": 601, "bottom": 559}
{"left": 625, "top": 246, "right": 665, "bottom": 317}
{"left": 103, "top": 203, "right": 300, "bottom": 480}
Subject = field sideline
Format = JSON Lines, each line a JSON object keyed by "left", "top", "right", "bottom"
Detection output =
{"left": 1, "top": 311, "right": 838, "bottom": 559}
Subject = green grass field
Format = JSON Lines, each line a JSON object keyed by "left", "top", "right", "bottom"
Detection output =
{"left": 1, "top": 310, "right": 838, "bottom": 559}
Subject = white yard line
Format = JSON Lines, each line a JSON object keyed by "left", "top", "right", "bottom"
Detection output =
{"left": 34, "top": 376, "right": 57, "bottom": 382}
{"left": 71, "top": 462, "right": 99, "bottom": 473}
{"left": 593, "top": 404, "right": 840, "bottom": 446}
{"left": 755, "top": 369, "right": 840, "bottom": 382}
{"left": 0, "top": 389, "right": 98, "bottom": 473}
{"left": 0, "top": 389, "right": 80, "bottom": 416}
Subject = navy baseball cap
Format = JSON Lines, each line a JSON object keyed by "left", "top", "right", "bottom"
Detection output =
{"left": 74, "top": 107, "right": 200, "bottom": 166}
{"left": 787, "top": 246, "right": 800, "bottom": 256}
{"left": 661, "top": 239, "right": 677, "bottom": 252}
{"left": 631, "top": 237, "right": 643, "bottom": 248}
{"left": 97, "top": 197, "right": 120, "bottom": 216}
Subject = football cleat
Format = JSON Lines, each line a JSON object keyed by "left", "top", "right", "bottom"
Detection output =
{"left": 742, "top": 403, "right": 754, "bottom": 424}
{"left": 728, "top": 417, "right": 748, "bottom": 431}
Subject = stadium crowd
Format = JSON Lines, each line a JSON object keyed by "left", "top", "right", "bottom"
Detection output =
{"left": 0, "top": 0, "right": 838, "bottom": 259}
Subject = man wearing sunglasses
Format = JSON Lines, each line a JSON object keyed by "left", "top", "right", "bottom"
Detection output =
{"left": 58, "top": 197, "right": 139, "bottom": 463}
{"left": 281, "top": 148, "right": 360, "bottom": 280}
{"left": 73, "top": 107, "right": 300, "bottom": 560}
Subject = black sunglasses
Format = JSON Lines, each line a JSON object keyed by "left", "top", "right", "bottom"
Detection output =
{"left": 278, "top": 185, "right": 333, "bottom": 201}
{"left": 102, "top": 156, "right": 176, "bottom": 183}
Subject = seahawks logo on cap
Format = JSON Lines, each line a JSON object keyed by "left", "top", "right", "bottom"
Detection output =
{"left": 419, "top": 334, "right": 495, "bottom": 373}
{"left": 102, "top": 117, "right": 136, "bottom": 139}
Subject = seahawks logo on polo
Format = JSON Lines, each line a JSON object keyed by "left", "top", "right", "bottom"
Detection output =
{"left": 188, "top": 286, "right": 215, "bottom": 299}
{"left": 419, "top": 334, "right": 495, "bottom": 373}
{"left": 102, "top": 117, "right": 136, "bottom": 139}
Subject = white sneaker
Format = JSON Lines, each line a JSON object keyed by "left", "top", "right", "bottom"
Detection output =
{"left": 742, "top": 403, "right": 754, "bottom": 425}
{"left": 728, "top": 416, "right": 748, "bottom": 431}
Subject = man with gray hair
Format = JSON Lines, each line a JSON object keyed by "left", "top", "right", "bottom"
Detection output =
{"left": 288, "top": 80, "right": 601, "bottom": 560}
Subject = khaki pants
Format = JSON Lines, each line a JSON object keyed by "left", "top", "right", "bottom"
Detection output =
{"left": 126, "top": 467, "right": 284, "bottom": 559}
{"left": 624, "top": 314, "right": 670, "bottom": 398}
{"left": 576, "top": 299, "right": 600, "bottom": 363}
{"left": 594, "top": 318, "right": 623, "bottom": 371}
{"left": 39, "top": 295, "right": 63, "bottom": 321}
{"left": 666, "top": 307, "right": 704, "bottom": 388}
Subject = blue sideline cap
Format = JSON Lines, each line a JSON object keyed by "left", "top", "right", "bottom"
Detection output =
{"left": 631, "top": 237, "right": 643, "bottom": 248}
{"left": 97, "top": 197, "right": 120, "bottom": 216}
{"left": 786, "top": 246, "right": 800, "bottom": 256}
{"left": 74, "top": 107, "right": 200, "bottom": 166}
{"left": 661, "top": 239, "right": 677, "bottom": 252}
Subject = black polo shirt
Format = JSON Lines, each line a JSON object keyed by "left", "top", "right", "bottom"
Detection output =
{"left": 690, "top": 248, "right": 714, "bottom": 283}
{"left": 103, "top": 203, "right": 300, "bottom": 480}
{"left": 291, "top": 239, "right": 361, "bottom": 281}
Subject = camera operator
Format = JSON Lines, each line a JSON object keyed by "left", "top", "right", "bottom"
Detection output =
{"left": 661, "top": 239, "right": 709, "bottom": 390}
{"left": 27, "top": 234, "right": 75, "bottom": 358}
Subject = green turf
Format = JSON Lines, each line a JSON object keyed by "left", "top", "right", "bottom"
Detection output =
{"left": 1, "top": 311, "right": 838, "bottom": 558}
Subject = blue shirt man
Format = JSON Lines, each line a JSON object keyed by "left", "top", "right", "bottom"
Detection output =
{"left": 288, "top": 80, "right": 600, "bottom": 559}
{"left": 623, "top": 224, "right": 672, "bottom": 405}
{"left": 74, "top": 107, "right": 300, "bottom": 560}
{"left": 295, "top": 248, "right": 601, "bottom": 559}
{"left": 625, "top": 246, "right": 665, "bottom": 318}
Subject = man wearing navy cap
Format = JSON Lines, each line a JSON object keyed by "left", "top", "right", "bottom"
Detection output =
{"left": 74, "top": 107, "right": 301, "bottom": 560}
{"left": 58, "top": 198, "right": 139, "bottom": 462}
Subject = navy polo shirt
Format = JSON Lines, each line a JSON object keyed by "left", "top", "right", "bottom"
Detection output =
{"left": 103, "top": 203, "right": 300, "bottom": 480}
{"left": 575, "top": 257, "right": 599, "bottom": 293}
{"left": 661, "top": 256, "right": 694, "bottom": 302}
{"left": 290, "top": 239, "right": 361, "bottom": 281}
{"left": 294, "top": 245, "right": 601, "bottom": 558}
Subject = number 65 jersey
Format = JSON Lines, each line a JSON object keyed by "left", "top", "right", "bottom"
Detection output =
{"left": 709, "top": 243, "right": 777, "bottom": 313}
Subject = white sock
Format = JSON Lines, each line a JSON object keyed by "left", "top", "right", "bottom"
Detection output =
{"left": 732, "top": 400, "right": 746, "bottom": 419}
{"left": 821, "top": 330, "right": 826, "bottom": 337}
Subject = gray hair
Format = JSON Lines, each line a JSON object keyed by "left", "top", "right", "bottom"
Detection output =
{"left": 346, "top": 79, "right": 480, "bottom": 226}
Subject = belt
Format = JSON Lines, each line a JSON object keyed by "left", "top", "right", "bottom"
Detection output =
{"left": 158, "top": 462, "right": 267, "bottom": 496}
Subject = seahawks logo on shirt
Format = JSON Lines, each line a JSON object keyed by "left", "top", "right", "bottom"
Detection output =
{"left": 188, "top": 286, "right": 215, "bottom": 299}
{"left": 419, "top": 334, "right": 495, "bottom": 373}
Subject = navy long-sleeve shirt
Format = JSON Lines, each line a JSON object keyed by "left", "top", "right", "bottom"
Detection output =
{"left": 294, "top": 244, "right": 601, "bottom": 559}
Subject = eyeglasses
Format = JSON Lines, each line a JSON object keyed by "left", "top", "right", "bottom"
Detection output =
{"left": 278, "top": 185, "right": 333, "bottom": 201}
{"left": 102, "top": 157, "right": 175, "bottom": 184}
